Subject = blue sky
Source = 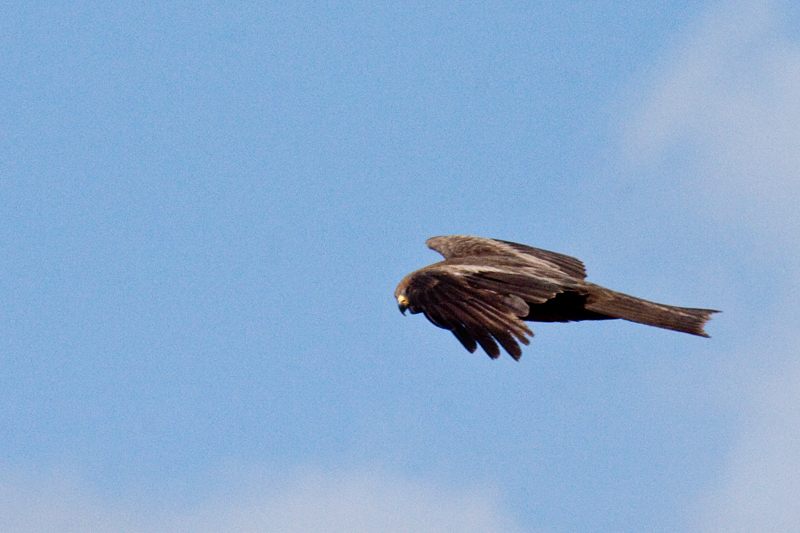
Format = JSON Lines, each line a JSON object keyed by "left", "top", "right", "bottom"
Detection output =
{"left": 2, "top": 0, "right": 800, "bottom": 531}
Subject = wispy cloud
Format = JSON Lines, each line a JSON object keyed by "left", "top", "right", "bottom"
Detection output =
{"left": 620, "top": 0, "right": 800, "bottom": 530}
{"left": 623, "top": 0, "right": 800, "bottom": 233}
{"left": 0, "top": 468, "right": 523, "bottom": 533}
{"left": 0, "top": 470, "right": 136, "bottom": 533}
{"left": 694, "top": 353, "right": 800, "bottom": 531}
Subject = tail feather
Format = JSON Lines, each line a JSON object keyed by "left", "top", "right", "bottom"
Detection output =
{"left": 584, "top": 288, "right": 719, "bottom": 337}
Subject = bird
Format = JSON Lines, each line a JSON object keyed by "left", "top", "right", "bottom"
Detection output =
{"left": 395, "top": 235, "right": 719, "bottom": 360}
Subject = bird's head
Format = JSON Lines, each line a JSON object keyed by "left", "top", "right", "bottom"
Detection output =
{"left": 396, "top": 292, "right": 410, "bottom": 314}
{"left": 394, "top": 279, "right": 414, "bottom": 315}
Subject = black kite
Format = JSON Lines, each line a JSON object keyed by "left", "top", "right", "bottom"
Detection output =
{"left": 395, "top": 235, "right": 719, "bottom": 360}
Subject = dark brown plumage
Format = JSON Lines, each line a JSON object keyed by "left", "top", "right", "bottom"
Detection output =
{"left": 395, "top": 235, "right": 719, "bottom": 360}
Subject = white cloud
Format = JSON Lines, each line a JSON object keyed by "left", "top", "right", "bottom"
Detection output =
{"left": 179, "top": 469, "right": 523, "bottom": 533}
{"left": 622, "top": 0, "right": 800, "bottom": 235}
{"left": 620, "top": 0, "right": 800, "bottom": 530}
{"left": 694, "top": 356, "right": 800, "bottom": 532}
{"left": 0, "top": 468, "right": 523, "bottom": 533}
{"left": 0, "top": 471, "right": 137, "bottom": 533}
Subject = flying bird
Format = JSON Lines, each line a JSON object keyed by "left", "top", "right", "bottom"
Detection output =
{"left": 395, "top": 236, "right": 719, "bottom": 360}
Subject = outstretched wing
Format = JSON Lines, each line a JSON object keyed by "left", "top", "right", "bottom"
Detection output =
{"left": 426, "top": 235, "right": 587, "bottom": 280}
{"left": 406, "top": 270, "right": 532, "bottom": 359}
{"left": 404, "top": 263, "right": 575, "bottom": 359}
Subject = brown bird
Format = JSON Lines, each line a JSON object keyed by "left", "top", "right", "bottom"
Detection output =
{"left": 395, "top": 235, "right": 719, "bottom": 360}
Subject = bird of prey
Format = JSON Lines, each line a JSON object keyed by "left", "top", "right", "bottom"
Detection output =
{"left": 395, "top": 235, "right": 719, "bottom": 360}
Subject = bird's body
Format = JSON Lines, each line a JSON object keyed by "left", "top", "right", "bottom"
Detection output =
{"left": 395, "top": 235, "right": 719, "bottom": 360}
